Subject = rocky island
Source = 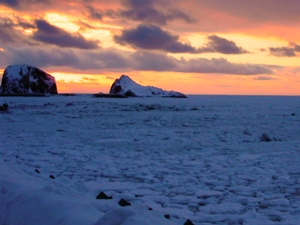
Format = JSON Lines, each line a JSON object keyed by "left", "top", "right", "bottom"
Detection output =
{"left": 94, "top": 75, "right": 187, "bottom": 98}
{"left": 0, "top": 65, "right": 57, "bottom": 96}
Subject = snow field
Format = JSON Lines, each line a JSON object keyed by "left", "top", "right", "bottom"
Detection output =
{"left": 0, "top": 95, "right": 300, "bottom": 225}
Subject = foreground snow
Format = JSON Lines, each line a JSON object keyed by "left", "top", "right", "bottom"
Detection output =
{"left": 0, "top": 95, "right": 300, "bottom": 225}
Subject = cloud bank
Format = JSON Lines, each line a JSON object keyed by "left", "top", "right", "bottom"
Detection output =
{"left": 115, "top": 25, "right": 249, "bottom": 54}
{"left": 199, "top": 35, "right": 249, "bottom": 54}
{"left": 1, "top": 46, "right": 272, "bottom": 76}
{"left": 114, "top": 24, "right": 198, "bottom": 53}
{"left": 269, "top": 42, "right": 300, "bottom": 57}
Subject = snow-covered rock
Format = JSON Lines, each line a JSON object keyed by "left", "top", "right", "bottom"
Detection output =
{"left": 0, "top": 65, "right": 57, "bottom": 95}
{"left": 109, "top": 75, "right": 186, "bottom": 98}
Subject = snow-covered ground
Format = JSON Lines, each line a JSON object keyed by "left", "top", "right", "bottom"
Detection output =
{"left": 0, "top": 95, "right": 300, "bottom": 225}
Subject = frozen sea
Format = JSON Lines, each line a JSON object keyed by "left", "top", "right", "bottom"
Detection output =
{"left": 0, "top": 95, "right": 300, "bottom": 225}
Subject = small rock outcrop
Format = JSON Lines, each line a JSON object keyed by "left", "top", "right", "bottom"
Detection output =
{"left": 109, "top": 75, "right": 186, "bottom": 98}
{"left": 0, "top": 65, "right": 57, "bottom": 95}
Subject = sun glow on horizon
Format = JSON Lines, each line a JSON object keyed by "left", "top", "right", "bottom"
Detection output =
{"left": 51, "top": 72, "right": 115, "bottom": 93}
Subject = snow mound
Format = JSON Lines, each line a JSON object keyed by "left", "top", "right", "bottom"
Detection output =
{"left": 109, "top": 75, "right": 186, "bottom": 98}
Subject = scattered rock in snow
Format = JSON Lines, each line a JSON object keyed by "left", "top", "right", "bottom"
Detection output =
{"left": 96, "top": 191, "right": 113, "bottom": 200}
{"left": 243, "top": 128, "right": 252, "bottom": 136}
{"left": 49, "top": 175, "right": 55, "bottom": 179}
{"left": 164, "top": 214, "right": 170, "bottom": 219}
{"left": 118, "top": 198, "right": 131, "bottom": 207}
{"left": 0, "top": 103, "right": 8, "bottom": 111}
{"left": 184, "top": 219, "right": 194, "bottom": 225}
{"left": 35, "top": 169, "right": 40, "bottom": 174}
{"left": 260, "top": 133, "right": 274, "bottom": 142}
{"left": 196, "top": 190, "right": 223, "bottom": 199}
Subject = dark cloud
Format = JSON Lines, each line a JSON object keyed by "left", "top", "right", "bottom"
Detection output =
{"left": 114, "top": 24, "right": 198, "bottom": 53}
{"left": 0, "top": 16, "right": 34, "bottom": 44}
{"left": 175, "top": 57, "right": 272, "bottom": 75}
{"left": 130, "top": 51, "right": 177, "bottom": 71}
{"left": 87, "top": 5, "right": 103, "bottom": 20}
{"left": 2, "top": 46, "right": 130, "bottom": 70}
{"left": 269, "top": 42, "right": 300, "bottom": 57}
{"left": 0, "top": 0, "right": 52, "bottom": 9}
{"left": 128, "top": 51, "right": 272, "bottom": 75}
{"left": 254, "top": 76, "right": 278, "bottom": 81}
{"left": 131, "top": 52, "right": 273, "bottom": 75}
{"left": 33, "top": 19, "right": 100, "bottom": 49}
{"left": 17, "top": 17, "right": 35, "bottom": 29}
{"left": 199, "top": 35, "right": 249, "bottom": 54}
{"left": 119, "top": 0, "right": 196, "bottom": 25}
{"left": 115, "top": 25, "right": 248, "bottom": 55}
{"left": 0, "top": 0, "right": 19, "bottom": 8}
{"left": 0, "top": 17, "right": 16, "bottom": 43}
{"left": 122, "top": 0, "right": 153, "bottom": 9}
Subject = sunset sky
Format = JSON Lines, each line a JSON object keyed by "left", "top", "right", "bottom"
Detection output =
{"left": 0, "top": 0, "right": 299, "bottom": 95}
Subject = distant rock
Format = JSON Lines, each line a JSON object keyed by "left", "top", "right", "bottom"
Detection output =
{"left": 0, "top": 65, "right": 57, "bottom": 95}
{"left": 109, "top": 75, "right": 187, "bottom": 98}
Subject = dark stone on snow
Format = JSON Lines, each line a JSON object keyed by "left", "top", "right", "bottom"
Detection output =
{"left": 49, "top": 175, "right": 55, "bottom": 179}
{"left": 118, "top": 198, "right": 131, "bottom": 207}
{"left": 35, "top": 169, "right": 40, "bottom": 174}
{"left": 260, "top": 133, "right": 274, "bottom": 142}
{"left": 96, "top": 191, "right": 113, "bottom": 200}
{"left": 164, "top": 214, "right": 170, "bottom": 219}
{"left": 124, "top": 89, "right": 137, "bottom": 97}
{"left": 148, "top": 207, "right": 153, "bottom": 211}
{"left": 184, "top": 219, "right": 194, "bottom": 225}
{"left": 0, "top": 103, "right": 8, "bottom": 111}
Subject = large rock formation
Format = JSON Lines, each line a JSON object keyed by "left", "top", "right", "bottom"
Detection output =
{"left": 109, "top": 75, "right": 186, "bottom": 98}
{"left": 0, "top": 65, "right": 57, "bottom": 95}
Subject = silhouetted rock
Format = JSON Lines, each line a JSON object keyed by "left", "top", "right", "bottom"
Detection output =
{"left": 0, "top": 65, "right": 57, "bottom": 95}
{"left": 49, "top": 175, "right": 55, "bottom": 179}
